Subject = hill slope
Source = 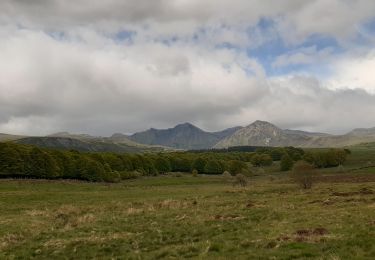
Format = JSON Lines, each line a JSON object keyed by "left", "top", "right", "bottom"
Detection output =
{"left": 15, "top": 136, "right": 165, "bottom": 153}
{"left": 129, "top": 123, "right": 241, "bottom": 150}
{"left": 215, "top": 120, "right": 375, "bottom": 148}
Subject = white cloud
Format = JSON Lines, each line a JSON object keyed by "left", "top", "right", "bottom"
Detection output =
{"left": 327, "top": 50, "right": 375, "bottom": 93}
{"left": 0, "top": 1, "right": 375, "bottom": 135}
{"left": 272, "top": 46, "right": 334, "bottom": 68}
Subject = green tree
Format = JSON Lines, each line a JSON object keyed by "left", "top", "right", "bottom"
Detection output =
{"left": 191, "top": 157, "right": 207, "bottom": 173}
{"left": 27, "top": 147, "right": 60, "bottom": 178}
{"left": 228, "top": 160, "right": 247, "bottom": 175}
{"left": 0, "top": 143, "right": 25, "bottom": 176}
{"left": 204, "top": 159, "right": 223, "bottom": 174}
{"left": 154, "top": 157, "right": 171, "bottom": 173}
{"left": 280, "top": 153, "right": 293, "bottom": 171}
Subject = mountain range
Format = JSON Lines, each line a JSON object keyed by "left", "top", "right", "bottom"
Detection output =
{"left": 1, "top": 120, "right": 375, "bottom": 152}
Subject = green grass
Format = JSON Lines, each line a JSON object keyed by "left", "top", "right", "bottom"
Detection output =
{"left": 0, "top": 172, "right": 374, "bottom": 259}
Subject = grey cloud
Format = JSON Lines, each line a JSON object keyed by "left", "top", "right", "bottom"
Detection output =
{"left": 1, "top": 1, "right": 375, "bottom": 136}
{"left": 2, "top": 1, "right": 375, "bottom": 41}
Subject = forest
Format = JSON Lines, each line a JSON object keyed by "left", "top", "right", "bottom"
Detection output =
{"left": 0, "top": 142, "right": 349, "bottom": 182}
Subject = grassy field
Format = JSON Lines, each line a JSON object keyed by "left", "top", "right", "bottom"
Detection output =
{"left": 0, "top": 170, "right": 374, "bottom": 259}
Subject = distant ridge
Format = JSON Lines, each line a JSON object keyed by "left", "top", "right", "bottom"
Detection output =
{"left": 129, "top": 123, "right": 242, "bottom": 150}
{"left": 215, "top": 120, "right": 375, "bottom": 148}
{"left": 2, "top": 120, "right": 375, "bottom": 151}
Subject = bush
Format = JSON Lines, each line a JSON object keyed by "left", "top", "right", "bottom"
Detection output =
{"left": 251, "top": 154, "right": 273, "bottom": 167}
{"left": 222, "top": 171, "right": 232, "bottom": 178}
{"left": 119, "top": 170, "right": 141, "bottom": 180}
{"left": 290, "top": 161, "right": 315, "bottom": 189}
{"left": 101, "top": 170, "right": 121, "bottom": 183}
{"left": 191, "top": 157, "right": 207, "bottom": 173}
{"left": 280, "top": 153, "right": 293, "bottom": 171}
{"left": 233, "top": 174, "right": 247, "bottom": 187}
{"left": 204, "top": 159, "right": 223, "bottom": 174}
{"left": 154, "top": 157, "right": 171, "bottom": 173}
{"left": 228, "top": 160, "right": 247, "bottom": 175}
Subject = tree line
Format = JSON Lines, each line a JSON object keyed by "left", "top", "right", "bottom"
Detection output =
{"left": 0, "top": 142, "right": 349, "bottom": 182}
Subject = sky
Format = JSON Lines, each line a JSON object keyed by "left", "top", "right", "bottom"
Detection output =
{"left": 1, "top": 0, "right": 375, "bottom": 136}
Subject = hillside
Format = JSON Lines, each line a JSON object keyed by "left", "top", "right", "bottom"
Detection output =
{"left": 129, "top": 123, "right": 241, "bottom": 150}
{"left": 214, "top": 121, "right": 312, "bottom": 148}
{"left": 215, "top": 120, "right": 375, "bottom": 148}
{"left": 0, "top": 133, "right": 25, "bottom": 142}
{"left": 15, "top": 135, "right": 166, "bottom": 153}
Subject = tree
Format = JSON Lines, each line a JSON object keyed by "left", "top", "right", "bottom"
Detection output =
{"left": 228, "top": 160, "right": 247, "bottom": 175}
{"left": 154, "top": 157, "right": 171, "bottom": 173}
{"left": 170, "top": 157, "right": 191, "bottom": 172}
{"left": 191, "top": 157, "right": 207, "bottom": 173}
{"left": 290, "top": 161, "right": 315, "bottom": 189}
{"left": 27, "top": 147, "right": 60, "bottom": 178}
{"left": 101, "top": 154, "right": 124, "bottom": 171}
{"left": 252, "top": 154, "right": 273, "bottom": 167}
{"left": 204, "top": 159, "right": 223, "bottom": 174}
{"left": 270, "top": 148, "right": 285, "bottom": 161}
{"left": 280, "top": 154, "right": 293, "bottom": 171}
{"left": 0, "top": 143, "right": 25, "bottom": 176}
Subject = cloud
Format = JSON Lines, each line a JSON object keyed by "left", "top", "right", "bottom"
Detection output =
{"left": 232, "top": 76, "right": 375, "bottom": 134}
{"left": 0, "top": 27, "right": 267, "bottom": 135}
{"left": 0, "top": 1, "right": 374, "bottom": 135}
{"left": 2, "top": 1, "right": 375, "bottom": 41}
{"left": 272, "top": 46, "right": 334, "bottom": 68}
{"left": 327, "top": 50, "right": 375, "bottom": 93}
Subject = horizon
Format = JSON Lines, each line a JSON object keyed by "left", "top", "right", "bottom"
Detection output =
{"left": 1, "top": 1, "right": 375, "bottom": 136}
{"left": 2, "top": 119, "right": 374, "bottom": 138}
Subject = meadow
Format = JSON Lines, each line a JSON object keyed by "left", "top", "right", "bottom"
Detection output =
{"left": 0, "top": 165, "right": 374, "bottom": 259}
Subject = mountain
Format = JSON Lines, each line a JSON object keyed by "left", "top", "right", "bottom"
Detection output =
{"left": 212, "top": 126, "right": 243, "bottom": 139}
{"left": 0, "top": 133, "right": 25, "bottom": 142}
{"left": 214, "top": 121, "right": 312, "bottom": 148}
{"left": 3, "top": 121, "right": 375, "bottom": 151}
{"left": 129, "top": 123, "right": 240, "bottom": 149}
{"left": 283, "top": 129, "right": 331, "bottom": 137}
{"left": 16, "top": 136, "right": 166, "bottom": 153}
{"left": 215, "top": 120, "right": 375, "bottom": 148}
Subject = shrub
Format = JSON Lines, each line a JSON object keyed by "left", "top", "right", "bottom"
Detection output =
{"left": 204, "top": 159, "right": 223, "bottom": 174}
{"left": 222, "top": 171, "right": 232, "bottom": 178}
{"left": 251, "top": 154, "right": 273, "bottom": 167}
{"left": 154, "top": 157, "right": 171, "bottom": 174}
{"left": 191, "top": 157, "right": 207, "bottom": 173}
{"left": 280, "top": 153, "right": 293, "bottom": 171}
{"left": 101, "top": 170, "right": 121, "bottom": 183}
{"left": 228, "top": 160, "right": 247, "bottom": 175}
{"left": 290, "top": 161, "right": 315, "bottom": 189}
{"left": 233, "top": 174, "right": 247, "bottom": 187}
{"left": 119, "top": 170, "right": 141, "bottom": 180}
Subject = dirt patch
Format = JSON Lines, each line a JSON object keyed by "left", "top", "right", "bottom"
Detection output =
{"left": 276, "top": 228, "right": 330, "bottom": 243}
{"left": 331, "top": 187, "right": 374, "bottom": 197}
{"left": 295, "top": 228, "right": 329, "bottom": 237}
{"left": 315, "top": 174, "right": 375, "bottom": 183}
{"left": 245, "top": 201, "right": 256, "bottom": 208}
{"left": 211, "top": 214, "right": 245, "bottom": 221}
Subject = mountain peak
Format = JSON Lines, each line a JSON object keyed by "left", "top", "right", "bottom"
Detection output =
{"left": 174, "top": 122, "right": 197, "bottom": 129}
{"left": 248, "top": 120, "right": 279, "bottom": 129}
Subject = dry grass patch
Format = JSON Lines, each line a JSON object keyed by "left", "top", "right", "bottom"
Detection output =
{"left": 53, "top": 205, "right": 96, "bottom": 229}
{"left": 0, "top": 233, "right": 25, "bottom": 250}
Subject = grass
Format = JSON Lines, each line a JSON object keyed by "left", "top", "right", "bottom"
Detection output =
{"left": 0, "top": 171, "right": 374, "bottom": 259}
